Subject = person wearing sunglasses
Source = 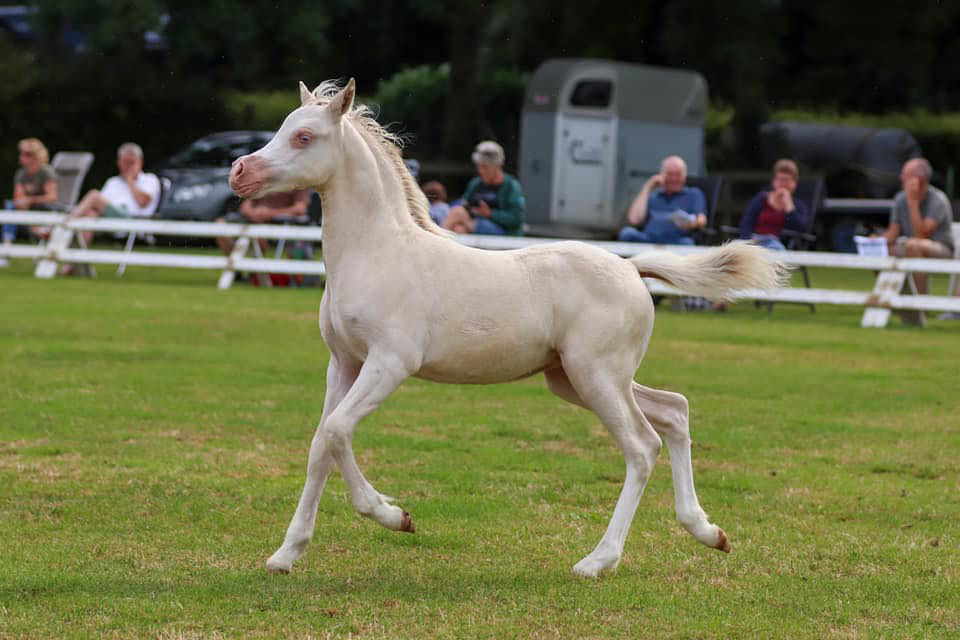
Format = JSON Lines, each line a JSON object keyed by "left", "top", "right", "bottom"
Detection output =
{"left": 2, "top": 138, "right": 59, "bottom": 266}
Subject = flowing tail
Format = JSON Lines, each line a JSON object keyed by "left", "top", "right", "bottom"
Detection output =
{"left": 629, "top": 241, "right": 791, "bottom": 302}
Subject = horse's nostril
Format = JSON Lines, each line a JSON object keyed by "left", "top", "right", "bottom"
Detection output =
{"left": 234, "top": 160, "right": 244, "bottom": 176}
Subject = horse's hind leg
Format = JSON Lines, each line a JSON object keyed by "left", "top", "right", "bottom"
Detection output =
{"left": 548, "top": 365, "right": 662, "bottom": 577}
{"left": 632, "top": 383, "right": 729, "bottom": 553}
{"left": 266, "top": 354, "right": 361, "bottom": 573}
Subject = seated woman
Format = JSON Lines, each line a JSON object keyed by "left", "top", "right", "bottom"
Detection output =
{"left": 5, "top": 138, "right": 59, "bottom": 248}
{"left": 738, "top": 158, "right": 809, "bottom": 250}
{"left": 618, "top": 155, "right": 706, "bottom": 245}
{"left": 442, "top": 141, "right": 525, "bottom": 236}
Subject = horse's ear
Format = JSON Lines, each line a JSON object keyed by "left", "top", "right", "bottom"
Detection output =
{"left": 328, "top": 78, "right": 356, "bottom": 118}
{"left": 299, "top": 81, "right": 313, "bottom": 106}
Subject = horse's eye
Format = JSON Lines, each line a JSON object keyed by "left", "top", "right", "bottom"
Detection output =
{"left": 291, "top": 130, "right": 314, "bottom": 148}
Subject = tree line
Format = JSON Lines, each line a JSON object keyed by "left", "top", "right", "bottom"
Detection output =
{"left": 2, "top": 1, "right": 958, "bottom": 184}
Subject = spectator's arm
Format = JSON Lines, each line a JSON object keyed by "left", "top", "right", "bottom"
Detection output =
{"left": 248, "top": 192, "right": 312, "bottom": 223}
{"left": 912, "top": 194, "right": 949, "bottom": 237}
{"left": 883, "top": 221, "right": 901, "bottom": 246}
{"left": 489, "top": 179, "right": 525, "bottom": 230}
{"left": 691, "top": 187, "right": 707, "bottom": 228}
{"left": 883, "top": 199, "right": 901, "bottom": 244}
{"left": 626, "top": 175, "right": 660, "bottom": 227}
{"left": 128, "top": 179, "right": 155, "bottom": 208}
{"left": 783, "top": 199, "right": 809, "bottom": 233}
{"left": 33, "top": 178, "right": 59, "bottom": 207}
{"left": 288, "top": 190, "right": 310, "bottom": 216}
{"left": 459, "top": 179, "right": 478, "bottom": 212}
{"left": 269, "top": 191, "right": 310, "bottom": 219}
{"left": 12, "top": 182, "right": 27, "bottom": 208}
{"left": 738, "top": 192, "right": 765, "bottom": 239}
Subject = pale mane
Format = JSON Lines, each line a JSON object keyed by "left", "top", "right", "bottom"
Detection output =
{"left": 308, "top": 81, "right": 451, "bottom": 238}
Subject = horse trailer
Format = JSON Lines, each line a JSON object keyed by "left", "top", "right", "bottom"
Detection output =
{"left": 519, "top": 59, "right": 708, "bottom": 237}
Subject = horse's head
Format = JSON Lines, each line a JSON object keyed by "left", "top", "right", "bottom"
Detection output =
{"left": 229, "top": 79, "right": 356, "bottom": 199}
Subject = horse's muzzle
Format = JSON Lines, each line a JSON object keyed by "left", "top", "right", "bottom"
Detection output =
{"left": 229, "top": 154, "right": 270, "bottom": 198}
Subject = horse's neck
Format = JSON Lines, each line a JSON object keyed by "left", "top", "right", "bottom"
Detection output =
{"left": 320, "top": 124, "right": 419, "bottom": 271}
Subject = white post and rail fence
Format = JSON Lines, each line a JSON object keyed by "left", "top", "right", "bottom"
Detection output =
{"left": 2, "top": 210, "right": 959, "bottom": 328}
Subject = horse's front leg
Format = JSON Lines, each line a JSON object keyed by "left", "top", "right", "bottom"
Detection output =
{"left": 266, "top": 354, "right": 361, "bottom": 573}
{"left": 321, "top": 353, "right": 415, "bottom": 532}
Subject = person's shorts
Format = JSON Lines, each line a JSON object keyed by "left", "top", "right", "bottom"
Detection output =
{"left": 101, "top": 203, "right": 133, "bottom": 219}
{"left": 892, "top": 236, "right": 952, "bottom": 258}
{"left": 222, "top": 211, "right": 252, "bottom": 224}
{"left": 472, "top": 218, "right": 506, "bottom": 235}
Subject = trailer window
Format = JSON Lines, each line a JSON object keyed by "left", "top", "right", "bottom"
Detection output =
{"left": 569, "top": 80, "right": 613, "bottom": 108}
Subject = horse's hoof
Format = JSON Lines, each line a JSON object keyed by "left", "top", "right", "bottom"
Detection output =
{"left": 265, "top": 560, "right": 291, "bottom": 574}
{"left": 400, "top": 511, "right": 415, "bottom": 533}
{"left": 265, "top": 550, "right": 295, "bottom": 573}
{"left": 716, "top": 528, "right": 731, "bottom": 553}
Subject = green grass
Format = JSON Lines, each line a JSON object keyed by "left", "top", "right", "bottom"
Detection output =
{"left": 1, "top": 258, "right": 959, "bottom": 638}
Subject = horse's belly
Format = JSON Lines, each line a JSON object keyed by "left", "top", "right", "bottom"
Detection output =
{"left": 415, "top": 341, "right": 559, "bottom": 384}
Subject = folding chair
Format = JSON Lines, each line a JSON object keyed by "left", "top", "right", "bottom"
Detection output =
{"left": 684, "top": 175, "right": 723, "bottom": 245}
{"left": 720, "top": 177, "right": 825, "bottom": 312}
{"left": 116, "top": 176, "right": 169, "bottom": 276}
{"left": 51, "top": 152, "right": 95, "bottom": 210}
{"left": 26, "top": 151, "right": 94, "bottom": 248}
{"left": 33, "top": 152, "right": 96, "bottom": 274}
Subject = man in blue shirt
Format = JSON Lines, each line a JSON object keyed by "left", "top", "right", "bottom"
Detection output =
{"left": 618, "top": 155, "right": 707, "bottom": 245}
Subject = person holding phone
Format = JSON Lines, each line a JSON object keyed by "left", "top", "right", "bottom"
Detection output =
{"left": 442, "top": 141, "right": 525, "bottom": 236}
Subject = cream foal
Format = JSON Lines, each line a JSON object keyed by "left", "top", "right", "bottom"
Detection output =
{"left": 229, "top": 79, "right": 788, "bottom": 578}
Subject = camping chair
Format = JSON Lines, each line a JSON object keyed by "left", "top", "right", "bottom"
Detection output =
{"left": 780, "top": 178, "right": 824, "bottom": 311}
{"left": 685, "top": 175, "right": 724, "bottom": 245}
{"left": 24, "top": 151, "right": 93, "bottom": 247}
{"left": 27, "top": 152, "right": 96, "bottom": 274}
{"left": 721, "top": 177, "right": 825, "bottom": 312}
{"left": 51, "top": 152, "right": 95, "bottom": 211}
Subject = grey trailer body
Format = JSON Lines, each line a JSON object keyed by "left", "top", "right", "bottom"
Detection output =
{"left": 519, "top": 59, "right": 707, "bottom": 237}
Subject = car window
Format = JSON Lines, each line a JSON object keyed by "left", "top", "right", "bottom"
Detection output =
{"left": 166, "top": 135, "right": 271, "bottom": 168}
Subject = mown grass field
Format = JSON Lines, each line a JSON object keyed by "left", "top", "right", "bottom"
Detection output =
{"left": 1, "top": 258, "right": 959, "bottom": 639}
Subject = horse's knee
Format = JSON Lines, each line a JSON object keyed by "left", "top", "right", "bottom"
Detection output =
{"left": 657, "top": 392, "right": 690, "bottom": 441}
{"left": 319, "top": 416, "right": 352, "bottom": 453}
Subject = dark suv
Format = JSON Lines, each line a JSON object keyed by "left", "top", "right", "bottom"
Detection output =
{"left": 154, "top": 130, "right": 274, "bottom": 221}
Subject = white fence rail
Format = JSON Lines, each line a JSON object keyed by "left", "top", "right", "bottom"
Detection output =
{"left": 2, "top": 210, "right": 959, "bottom": 328}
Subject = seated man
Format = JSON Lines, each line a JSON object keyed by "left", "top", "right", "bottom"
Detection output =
{"left": 442, "top": 141, "right": 525, "bottom": 236}
{"left": 215, "top": 189, "right": 311, "bottom": 256}
{"left": 618, "top": 155, "right": 707, "bottom": 244}
{"left": 882, "top": 157, "right": 955, "bottom": 294}
{"left": 68, "top": 142, "right": 161, "bottom": 249}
